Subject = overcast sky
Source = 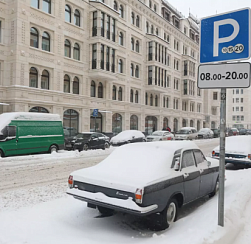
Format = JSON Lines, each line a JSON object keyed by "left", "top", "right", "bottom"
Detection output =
{"left": 167, "top": 0, "right": 251, "bottom": 19}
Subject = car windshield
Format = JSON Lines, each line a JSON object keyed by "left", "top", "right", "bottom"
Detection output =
{"left": 152, "top": 131, "right": 164, "bottom": 136}
{"left": 176, "top": 130, "right": 190, "bottom": 134}
{"left": 76, "top": 133, "right": 91, "bottom": 139}
{"left": 199, "top": 129, "right": 208, "bottom": 133}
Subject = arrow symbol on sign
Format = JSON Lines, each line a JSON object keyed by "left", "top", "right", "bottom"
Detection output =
{"left": 221, "top": 119, "right": 225, "bottom": 124}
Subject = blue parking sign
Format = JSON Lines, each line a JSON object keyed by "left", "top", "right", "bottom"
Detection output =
{"left": 93, "top": 109, "right": 98, "bottom": 117}
{"left": 200, "top": 8, "right": 251, "bottom": 63}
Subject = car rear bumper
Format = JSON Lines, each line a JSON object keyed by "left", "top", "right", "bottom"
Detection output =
{"left": 66, "top": 188, "right": 158, "bottom": 216}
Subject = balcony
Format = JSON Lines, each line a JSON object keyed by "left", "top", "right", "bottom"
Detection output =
{"left": 90, "top": 61, "right": 116, "bottom": 81}
{"left": 182, "top": 89, "right": 196, "bottom": 100}
{"left": 145, "top": 83, "right": 168, "bottom": 93}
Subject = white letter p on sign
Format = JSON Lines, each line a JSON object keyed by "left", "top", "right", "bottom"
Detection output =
{"left": 213, "top": 19, "right": 239, "bottom": 57}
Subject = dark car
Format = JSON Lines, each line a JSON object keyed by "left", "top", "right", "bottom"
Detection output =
{"left": 239, "top": 128, "right": 247, "bottom": 135}
{"left": 64, "top": 129, "right": 78, "bottom": 150}
{"left": 211, "top": 129, "right": 220, "bottom": 138}
{"left": 246, "top": 129, "right": 251, "bottom": 135}
{"left": 73, "top": 132, "right": 110, "bottom": 151}
{"left": 67, "top": 141, "right": 219, "bottom": 230}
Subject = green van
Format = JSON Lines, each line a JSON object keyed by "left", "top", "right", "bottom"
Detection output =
{"left": 0, "top": 112, "right": 64, "bottom": 157}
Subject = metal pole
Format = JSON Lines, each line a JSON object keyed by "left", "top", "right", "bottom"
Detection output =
{"left": 218, "top": 88, "right": 226, "bottom": 227}
{"left": 94, "top": 116, "right": 96, "bottom": 132}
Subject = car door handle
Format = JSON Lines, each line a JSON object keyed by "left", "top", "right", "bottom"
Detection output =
{"left": 183, "top": 173, "right": 189, "bottom": 178}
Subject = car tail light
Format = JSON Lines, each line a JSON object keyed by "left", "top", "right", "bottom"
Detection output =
{"left": 68, "top": 175, "right": 73, "bottom": 188}
{"left": 212, "top": 151, "right": 215, "bottom": 156}
{"left": 167, "top": 137, "right": 171, "bottom": 140}
{"left": 135, "top": 188, "right": 144, "bottom": 204}
{"left": 248, "top": 154, "right": 251, "bottom": 160}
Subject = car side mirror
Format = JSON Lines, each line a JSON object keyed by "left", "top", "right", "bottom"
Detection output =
{"left": 207, "top": 161, "right": 211, "bottom": 167}
{"left": 132, "top": 136, "right": 135, "bottom": 139}
{"left": 174, "top": 160, "right": 180, "bottom": 171}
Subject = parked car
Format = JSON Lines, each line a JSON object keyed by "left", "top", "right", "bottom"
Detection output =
{"left": 211, "top": 128, "right": 220, "bottom": 138}
{"left": 212, "top": 135, "right": 251, "bottom": 166}
{"left": 174, "top": 127, "right": 198, "bottom": 140}
{"left": 67, "top": 141, "right": 219, "bottom": 230}
{"left": 73, "top": 132, "right": 110, "bottom": 151}
{"left": 246, "top": 129, "right": 251, "bottom": 135}
{"left": 0, "top": 112, "right": 64, "bottom": 157}
{"left": 64, "top": 129, "right": 78, "bottom": 150}
{"left": 231, "top": 128, "right": 239, "bottom": 136}
{"left": 239, "top": 128, "right": 247, "bottom": 135}
{"left": 110, "top": 130, "right": 146, "bottom": 146}
{"left": 198, "top": 128, "right": 214, "bottom": 139}
{"left": 146, "top": 130, "right": 174, "bottom": 142}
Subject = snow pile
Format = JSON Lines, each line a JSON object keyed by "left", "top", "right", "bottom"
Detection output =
{"left": 110, "top": 130, "right": 145, "bottom": 143}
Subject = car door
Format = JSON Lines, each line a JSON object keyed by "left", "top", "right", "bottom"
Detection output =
{"left": 89, "top": 134, "right": 100, "bottom": 149}
{"left": 193, "top": 150, "right": 214, "bottom": 197}
{"left": 181, "top": 150, "right": 200, "bottom": 203}
{"left": 97, "top": 133, "right": 106, "bottom": 148}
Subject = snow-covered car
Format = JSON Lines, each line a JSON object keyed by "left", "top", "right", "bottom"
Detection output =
{"left": 110, "top": 130, "right": 145, "bottom": 146}
{"left": 67, "top": 141, "right": 219, "bottom": 230}
{"left": 174, "top": 127, "right": 198, "bottom": 140}
{"left": 212, "top": 135, "right": 251, "bottom": 166}
{"left": 198, "top": 128, "right": 214, "bottom": 139}
{"left": 146, "top": 130, "right": 174, "bottom": 142}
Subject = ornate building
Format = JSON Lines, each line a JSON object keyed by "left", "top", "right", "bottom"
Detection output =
{"left": 0, "top": 0, "right": 220, "bottom": 134}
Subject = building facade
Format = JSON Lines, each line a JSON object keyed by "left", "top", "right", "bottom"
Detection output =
{"left": 0, "top": 0, "right": 220, "bottom": 134}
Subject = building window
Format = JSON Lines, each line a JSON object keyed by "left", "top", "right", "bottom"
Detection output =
{"left": 119, "top": 5, "right": 124, "bottom": 18}
{"left": 73, "top": 77, "right": 79, "bottom": 94}
{"left": 151, "top": 25, "right": 154, "bottom": 34}
{"left": 30, "top": 107, "right": 49, "bottom": 113}
{"left": 74, "top": 10, "right": 81, "bottom": 27}
{"left": 112, "top": 85, "right": 116, "bottom": 100}
{"left": 106, "top": 15, "right": 110, "bottom": 39}
{"left": 155, "top": 95, "right": 158, "bottom": 107}
{"left": 236, "top": 107, "right": 239, "bottom": 111}
{"left": 91, "top": 80, "right": 96, "bottom": 97}
{"left": 130, "top": 115, "right": 138, "bottom": 130}
{"left": 98, "top": 82, "right": 103, "bottom": 98}
{"left": 145, "top": 93, "right": 148, "bottom": 105}
{"left": 92, "top": 11, "right": 97, "bottom": 36}
{"left": 31, "top": 0, "right": 39, "bottom": 8}
{"left": 118, "top": 87, "right": 122, "bottom": 101}
{"left": 236, "top": 98, "right": 239, "bottom": 103}
{"left": 232, "top": 116, "right": 235, "bottom": 121}
{"left": 130, "top": 89, "right": 133, "bottom": 102}
{"left": 101, "top": 12, "right": 105, "bottom": 37}
{"left": 64, "top": 39, "right": 71, "bottom": 58}
{"left": 236, "top": 89, "right": 239, "bottom": 94}
{"left": 136, "top": 15, "right": 140, "bottom": 27}
{"left": 106, "top": 46, "right": 110, "bottom": 71}
{"left": 135, "top": 40, "right": 139, "bottom": 53}
{"left": 111, "top": 48, "right": 115, "bottom": 73}
{"left": 42, "top": 0, "right": 51, "bottom": 14}
{"left": 148, "top": 66, "right": 152, "bottom": 85}
{"left": 64, "top": 75, "right": 70, "bottom": 93}
{"left": 149, "top": 0, "right": 152, "bottom": 8}
{"left": 131, "top": 12, "right": 135, "bottom": 24}
{"left": 92, "top": 44, "right": 97, "bottom": 69}
{"left": 29, "top": 67, "right": 38, "bottom": 88}
{"left": 156, "top": 28, "right": 158, "bottom": 36}
{"left": 41, "top": 70, "right": 49, "bottom": 89}
{"left": 241, "top": 89, "right": 243, "bottom": 94}
{"left": 131, "top": 63, "right": 134, "bottom": 77}
{"left": 73, "top": 43, "right": 80, "bottom": 61}
{"left": 241, "top": 107, "right": 243, "bottom": 111}
{"left": 150, "top": 94, "right": 153, "bottom": 106}
{"left": 118, "top": 59, "right": 123, "bottom": 73}
{"left": 213, "top": 92, "right": 217, "bottom": 100}
{"left": 65, "top": 5, "right": 71, "bottom": 23}
{"left": 241, "top": 98, "right": 243, "bottom": 103}
{"left": 112, "top": 18, "right": 115, "bottom": 42}
{"left": 146, "top": 22, "right": 149, "bottom": 33}
{"left": 114, "top": 1, "right": 118, "bottom": 10}
{"left": 119, "top": 32, "right": 123, "bottom": 45}
{"left": 131, "top": 38, "right": 134, "bottom": 50}
{"left": 0, "top": 21, "right": 1, "bottom": 43}
{"left": 42, "top": 32, "right": 50, "bottom": 52}
{"left": 135, "top": 90, "right": 139, "bottom": 103}
{"left": 30, "top": 27, "right": 39, "bottom": 48}
{"left": 63, "top": 110, "right": 79, "bottom": 136}
{"left": 241, "top": 116, "right": 244, "bottom": 121}
{"left": 135, "top": 65, "right": 139, "bottom": 78}
{"left": 100, "top": 44, "right": 104, "bottom": 69}
{"left": 154, "top": 4, "right": 157, "bottom": 12}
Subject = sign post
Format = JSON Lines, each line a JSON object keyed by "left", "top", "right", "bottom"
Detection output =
{"left": 199, "top": 7, "right": 251, "bottom": 227}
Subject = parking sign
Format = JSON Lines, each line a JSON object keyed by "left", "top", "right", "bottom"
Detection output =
{"left": 200, "top": 8, "right": 251, "bottom": 63}
{"left": 93, "top": 109, "right": 98, "bottom": 117}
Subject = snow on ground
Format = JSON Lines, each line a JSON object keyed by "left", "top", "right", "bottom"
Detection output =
{"left": 1, "top": 169, "right": 251, "bottom": 244}
{"left": 1, "top": 143, "right": 251, "bottom": 243}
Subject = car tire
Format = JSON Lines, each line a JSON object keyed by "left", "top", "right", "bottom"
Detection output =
{"left": 97, "top": 206, "right": 114, "bottom": 216}
{"left": 49, "top": 145, "right": 58, "bottom": 153}
{"left": 83, "top": 144, "right": 89, "bottom": 151}
{"left": 105, "top": 142, "right": 110, "bottom": 149}
{"left": 0, "top": 149, "right": 4, "bottom": 158}
{"left": 209, "top": 177, "right": 219, "bottom": 198}
{"left": 158, "top": 198, "right": 178, "bottom": 230}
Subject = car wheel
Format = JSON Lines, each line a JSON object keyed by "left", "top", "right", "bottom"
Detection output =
{"left": 158, "top": 198, "right": 178, "bottom": 230}
{"left": 97, "top": 206, "right": 114, "bottom": 216}
{"left": 49, "top": 145, "right": 58, "bottom": 153}
{"left": 0, "top": 149, "right": 4, "bottom": 158}
{"left": 209, "top": 177, "right": 219, "bottom": 198}
{"left": 83, "top": 144, "right": 89, "bottom": 151}
{"left": 105, "top": 142, "right": 110, "bottom": 149}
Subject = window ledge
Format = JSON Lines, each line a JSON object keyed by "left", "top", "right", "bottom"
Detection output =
{"left": 64, "top": 21, "right": 84, "bottom": 31}
{"left": 64, "top": 56, "right": 84, "bottom": 64}
{"left": 29, "top": 47, "right": 55, "bottom": 56}
{"left": 30, "top": 6, "right": 55, "bottom": 18}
